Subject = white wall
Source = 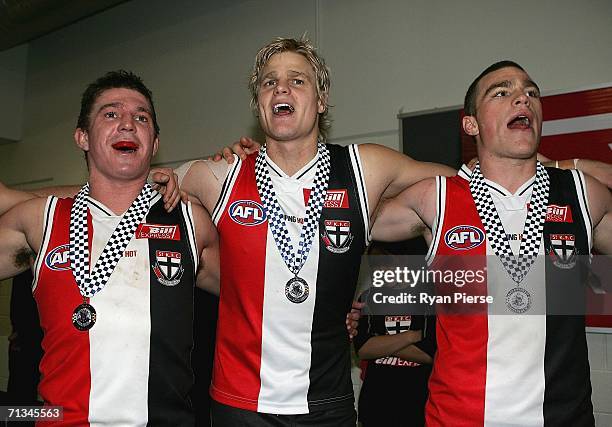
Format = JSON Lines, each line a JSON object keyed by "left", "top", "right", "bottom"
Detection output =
{"left": 0, "top": 44, "right": 27, "bottom": 144}
{"left": 0, "top": 0, "right": 611, "bottom": 423}
{"left": 3, "top": 0, "right": 611, "bottom": 186}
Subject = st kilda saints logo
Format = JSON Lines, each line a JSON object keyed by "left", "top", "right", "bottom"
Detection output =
{"left": 152, "top": 250, "right": 184, "bottom": 286}
{"left": 321, "top": 219, "right": 353, "bottom": 253}
{"left": 547, "top": 233, "right": 577, "bottom": 269}
{"left": 385, "top": 315, "right": 411, "bottom": 334}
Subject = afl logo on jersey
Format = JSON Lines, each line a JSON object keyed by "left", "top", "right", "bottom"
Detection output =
{"left": 444, "top": 225, "right": 485, "bottom": 250}
{"left": 45, "top": 244, "right": 71, "bottom": 271}
{"left": 229, "top": 200, "right": 267, "bottom": 226}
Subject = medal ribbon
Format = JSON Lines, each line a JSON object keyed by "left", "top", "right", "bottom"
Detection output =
{"left": 255, "top": 143, "right": 330, "bottom": 277}
{"left": 469, "top": 161, "right": 549, "bottom": 283}
{"left": 69, "top": 182, "right": 152, "bottom": 298}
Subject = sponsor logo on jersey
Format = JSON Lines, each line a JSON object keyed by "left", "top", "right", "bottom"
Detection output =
{"left": 324, "top": 189, "right": 349, "bottom": 208}
{"left": 444, "top": 225, "right": 485, "bottom": 250}
{"left": 547, "top": 233, "right": 577, "bottom": 269}
{"left": 229, "top": 200, "right": 267, "bottom": 226}
{"left": 506, "top": 233, "right": 524, "bottom": 241}
{"left": 385, "top": 315, "right": 411, "bottom": 334}
{"left": 321, "top": 219, "right": 353, "bottom": 253}
{"left": 546, "top": 204, "right": 573, "bottom": 223}
{"left": 374, "top": 356, "right": 420, "bottom": 367}
{"left": 281, "top": 214, "right": 304, "bottom": 224}
{"left": 136, "top": 223, "right": 180, "bottom": 240}
{"left": 45, "top": 244, "right": 71, "bottom": 271}
{"left": 124, "top": 250, "right": 137, "bottom": 258}
{"left": 152, "top": 250, "right": 184, "bottom": 286}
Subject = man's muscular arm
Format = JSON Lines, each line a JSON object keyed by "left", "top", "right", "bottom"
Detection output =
{"left": 175, "top": 160, "right": 227, "bottom": 213}
{"left": 370, "top": 177, "right": 437, "bottom": 242}
{"left": 586, "top": 174, "right": 612, "bottom": 254}
{"left": 192, "top": 202, "right": 220, "bottom": 295}
{"left": 358, "top": 144, "right": 455, "bottom": 216}
{"left": 0, "top": 198, "right": 46, "bottom": 280}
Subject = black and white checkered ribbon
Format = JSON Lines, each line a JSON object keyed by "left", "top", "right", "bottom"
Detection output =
{"left": 69, "top": 183, "right": 152, "bottom": 298}
{"left": 255, "top": 143, "right": 330, "bottom": 276}
{"left": 469, "top": 162, "right": 549, "bottom": 284}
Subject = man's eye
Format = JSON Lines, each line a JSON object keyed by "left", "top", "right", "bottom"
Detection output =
{"left": 104, "top": 111, "right": 118, "bottom": 118}
{"left": 134, "top": 115, "right": 149, "bottom": 122}
{"left": 292, "top": 79, "right": 304, "bottom": 85}
{"left": 263, "top": 80, "right": 276, "bottom": 87}
{"left": 527, "top": 89, "right": 540, "bottom": 98}
{"left": 493, "top": 90, "right": 508, "bottom": 97}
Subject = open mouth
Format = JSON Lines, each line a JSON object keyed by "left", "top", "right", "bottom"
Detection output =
{"left": 507, "top": 115, "right": 531, "bottom": 129}
{"left": 112, "top": 141, "right": 138, "bottom": 153}
{"left": 273, "top": 103, "right": 295, "bottom": 115}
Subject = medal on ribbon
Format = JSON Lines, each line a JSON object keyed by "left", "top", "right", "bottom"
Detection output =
{"left": 469, "top": 162, "right": 549, "bottom": 313}
{"left": 255, "top": 143, "right": 330, "bottom": 303}
{"left": 69, "top": 183, "right": 152, "bottom": 330}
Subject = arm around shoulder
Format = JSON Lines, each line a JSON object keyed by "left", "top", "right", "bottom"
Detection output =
{"left": 358, "top": 143, "right": 456, "bottom": 203}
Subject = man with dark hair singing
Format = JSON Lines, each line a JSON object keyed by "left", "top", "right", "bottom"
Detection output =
{"left": 0, "top": 70, "right": 218, "bottom": 426}
{"left": 372, "top": 60, "right": 611, "bottom": 426}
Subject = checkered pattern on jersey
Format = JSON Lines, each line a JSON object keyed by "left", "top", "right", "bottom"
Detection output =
{"left": 255, "top": 143, "right": 330, "bottom": 275}
{"left": 469, "top": 162, "right": 549, "bottom": 283}
{"left": 69, "top": 183, "right": 153, "bottom": 297}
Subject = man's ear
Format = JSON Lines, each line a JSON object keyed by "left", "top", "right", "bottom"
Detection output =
{"left": 462, "top": 115, "right": 479, "bottom": 136}
{"left": 75, "top": 128, "right": 89, "bottom": 151}
{"left": 152, "top": 136, "right": 159, "bottom": 156}
{"left": 317, "top": 94, "right": 328, "bottom": 114}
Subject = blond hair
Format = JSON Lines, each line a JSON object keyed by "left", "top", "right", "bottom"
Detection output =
{"left": 249, "top": 36, "right": 331, "bottom": 141}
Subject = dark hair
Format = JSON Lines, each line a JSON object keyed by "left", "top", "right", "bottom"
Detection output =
{"left": 463, "top": 60, "right": 526, "bottom": 116}
{"left": 76, "top": 70, "right": 160, "bottom": 136}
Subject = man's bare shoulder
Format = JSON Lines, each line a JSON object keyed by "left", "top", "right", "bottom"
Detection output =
{"left": 6, "top": 196, "right": 48, "bottom": 216}
{"left": 177, "top": 158, "right": 234, "bottom": 212}
{"left": 2, "top": 197, "right": 48, "bottom": 229}
{"left": 584, "top": 172, "right": 611, "bottom": 226}
{"left": 178, "top": 159, "right": 231, "bottom": 182}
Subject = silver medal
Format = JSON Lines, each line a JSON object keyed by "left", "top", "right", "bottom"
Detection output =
{"left": 72, "top": 302, "right": 97, "bottom": 331}
{"left": 255, "top": 143, "right": 330, "bottom": 303}
{"left": 506, "top": 287, "right": 532, "bottom": 314}
{"left": 285, "top": 277, "right": 310, "bottom": 304}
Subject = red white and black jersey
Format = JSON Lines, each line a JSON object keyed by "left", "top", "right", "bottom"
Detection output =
{"left": 32, "top": 194, "right": 198, "bottom": 426}
{"left": 425, "top": 165, "right": 594, "bottom": 427}
{"left": 210, "top": 144, "right": 369, "bottom": 414}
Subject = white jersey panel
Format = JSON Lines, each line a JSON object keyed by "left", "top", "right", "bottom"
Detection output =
{"left": 483, "top": 180, "right": 546, "bottom": 427}
{"left": 258, "top": 156, "right": 319, "bottom": 414}
{"left": 86, "top": 198, "right": 151, "bottom": 426}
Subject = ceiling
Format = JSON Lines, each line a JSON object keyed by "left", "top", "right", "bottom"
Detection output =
{"left": 0, "top": 0, "right": 130, "bottom": 51}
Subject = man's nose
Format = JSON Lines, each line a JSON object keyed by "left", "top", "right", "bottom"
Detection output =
{"left": 274, "top": 79, "right": 290, "bottom": 95}
{"left": 514, "top": 92, "right": 530, "bottom": 107}
{"left": 120, "top": 115, "right": 135, "bottom": 131}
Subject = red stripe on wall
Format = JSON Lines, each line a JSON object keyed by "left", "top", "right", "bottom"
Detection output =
{"left": 542, "top": 87, "right": 612, "bottom": 121}
{"left": 540, "top": 129, "right": 612, "bottom": 162}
